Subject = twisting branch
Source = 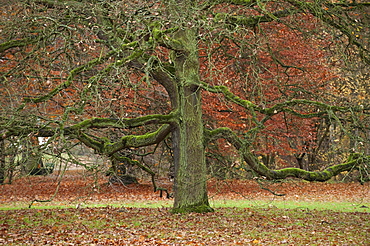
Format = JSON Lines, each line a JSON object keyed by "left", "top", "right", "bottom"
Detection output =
{"left": 241, "top": 149, "right": 368, "bottom": 181}
{"left": 204, "top": 127, "right": 244, "bottom": 149}
{"left": 111, "top": 154, "right": 172, "bottom": 198}
{"left": 77, "top": 124, "right": 172, "bottom": 156}
{"left": 0, "top": 37, "right": 42, "bottom": 53}
{"left": 215, "top": 9, "right": 298, "bottom": 27}
{"left": 200, "top": 82, "right": 367, "bottom": 117}
{"left": 23, "top": 41, "right": 140, "bottom": 104}
{"left": 286, "top": 0, "right": 370, "bottom": 64}
{"left": 206, "top": 126, "right": 368, "bottom": 182}
{"left": 67, "top": 111, "right": 178, "bottom": 131}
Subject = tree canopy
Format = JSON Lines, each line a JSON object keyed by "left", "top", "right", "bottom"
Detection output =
{"left": 0, "top": 0, "right": 369, "bottom": 213}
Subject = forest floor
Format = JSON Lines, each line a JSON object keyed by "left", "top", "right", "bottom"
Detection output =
{"left": 0, "top": 170, "right": 369, "bottom": 245}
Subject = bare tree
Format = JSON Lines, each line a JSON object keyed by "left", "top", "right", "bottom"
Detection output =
{"left": 0, "top": 0, "right": 369, "bottom": 213}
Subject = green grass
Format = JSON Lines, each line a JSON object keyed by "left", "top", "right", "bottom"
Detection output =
{"left": 0, "top": 199, "right": 368, "bottom": 212}
{"left": 0, "top": 200, "right": 173, "bottom": 211}
{"left": 1, "top": 205, "right": 369, "bottom": 245}
{"left": 210, "top": 199, "right": 370, "bottom": 212}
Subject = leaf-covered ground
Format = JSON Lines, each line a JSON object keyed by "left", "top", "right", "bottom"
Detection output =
{"left": 0, "top": 171, "right": 369, "bottom": 245}
{"left": 1, "top": 206, "right": 369, "bottom": 245}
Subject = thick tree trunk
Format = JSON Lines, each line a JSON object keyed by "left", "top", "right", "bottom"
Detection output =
{"left": 170, "top": 29, "right": 213, "bottom": 213}
{"left": 171, "top": 87, "right": 212, "bottom": 213}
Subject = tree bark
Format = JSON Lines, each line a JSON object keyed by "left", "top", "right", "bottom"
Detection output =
{"left": 0, "top": 139, "right": 5, "bottom": 184}
{"left": 170, "top": 29, "right": 213, "bottom": 213}
{"left": 22, "top": 137, "right": 44, "bottom": 175}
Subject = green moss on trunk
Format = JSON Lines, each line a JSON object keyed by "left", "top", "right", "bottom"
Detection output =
{"left": 171, "top": 28, "right": 212, "bottom": 213}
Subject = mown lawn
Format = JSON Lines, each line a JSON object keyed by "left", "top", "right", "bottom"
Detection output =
{"left": 0, "top": 172, "right": 369, "bottom": 245}
{"left": 0, "top": 205, "right": 369, "bottom": 245}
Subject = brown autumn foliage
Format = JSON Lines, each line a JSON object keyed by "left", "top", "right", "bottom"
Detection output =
{"left": 0, "top": 170, "right": 369, "bottom": 205}
{"left": 0, "top": 170, "right": 369, "bottom": 245}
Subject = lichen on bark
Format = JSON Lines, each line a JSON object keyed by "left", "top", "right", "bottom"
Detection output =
{"left": 170, "top": 28, "right": 213, "bottom": 213}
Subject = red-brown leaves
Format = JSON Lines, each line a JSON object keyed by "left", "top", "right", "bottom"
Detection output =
{"left": 0, "top": 170, "right": 369, "bottom": 245}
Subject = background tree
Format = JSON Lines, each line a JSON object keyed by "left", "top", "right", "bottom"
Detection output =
{"left": 0, "top": 0, "right": 369, "bottom": 213}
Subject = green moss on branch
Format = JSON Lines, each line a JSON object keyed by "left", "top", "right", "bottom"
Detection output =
{"left": 105, "top": 125, "right": 171, "bottom": 155}
{"left": 222, "top": 0, "right": 255, "bottom": 5}
{"left": 219, "top": 9, "right": 295, "bottom": 26}
{"left": 243, "top": 150, "right": 367, "bottom": 182}
{"left": 201, "top": 82, "right": 364, "bottom": 119}
{"left": 67, "top": 112, "right": 178, "bottom": 131}
{"left": 0, "top": 38, "right": 39, "bottom": 53}
{"left": 73, "top": 123, "right": 171, "bottom": 155}
{"left": 204, "top": 127, "right": 243, "bottom": 149}
{"left": 23, "top": 41, "right": 139, "bottom": 104}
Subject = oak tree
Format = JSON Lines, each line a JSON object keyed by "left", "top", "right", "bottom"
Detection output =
{"left": 0, "top": 0, "right": 369, "bottom": 212}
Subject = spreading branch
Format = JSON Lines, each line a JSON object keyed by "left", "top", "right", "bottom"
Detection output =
{"left": 207, "top": 127, "right": 368, "bottom": 182}
{"left": 286, "top": 0, "right": 370, "bottom": 64}
{"left": 200, "top": 82, "right": 367, "bottom": 117}
{"left": 77, "top": 124, "right": 172, "bottom": 156}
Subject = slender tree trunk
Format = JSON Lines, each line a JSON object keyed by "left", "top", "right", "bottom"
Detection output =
{"left": 0, "top": 139, "right": 5, "bottom": 184}
{"left": 171, "top": 29, "right": 213, "bottom": 213}
{"left": 22, "top": 137, "right": 44, "bottom": 175}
